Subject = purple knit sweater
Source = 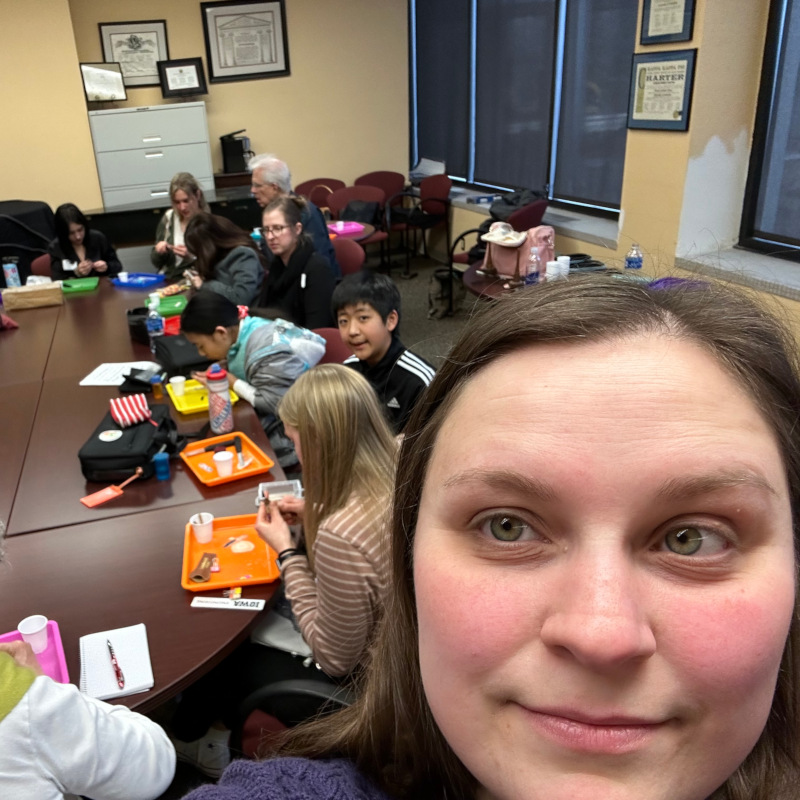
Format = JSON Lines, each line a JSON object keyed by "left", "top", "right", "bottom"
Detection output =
{"left": 181, "top": 757, "right": 392, "bottom": 800}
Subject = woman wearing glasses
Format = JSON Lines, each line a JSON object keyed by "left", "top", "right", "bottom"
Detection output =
{"left": 256, "top": 195, "right": 335, "bottom": 329}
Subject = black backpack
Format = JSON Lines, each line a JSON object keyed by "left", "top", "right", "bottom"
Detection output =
{"left": 78, "top": 404, "right": 186, "bottom": 482}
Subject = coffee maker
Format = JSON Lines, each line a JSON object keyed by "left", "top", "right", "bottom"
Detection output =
{"left": 220, "top": 130, "right": 254, "bottom": 173}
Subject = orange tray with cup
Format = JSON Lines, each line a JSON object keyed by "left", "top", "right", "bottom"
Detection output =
{"left": 181, "top": 513, "right": 280, "bottom": 592}
{"left": 180, "top": 432, "right": 274, "bottom": 486}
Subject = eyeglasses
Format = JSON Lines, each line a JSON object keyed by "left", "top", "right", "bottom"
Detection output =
{"left": 261, "top": 225, "right": 291, "bottom": 236}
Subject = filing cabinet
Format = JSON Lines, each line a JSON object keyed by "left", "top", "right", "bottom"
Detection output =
{"left": 88, "top": 102, "right": 214, "bottom": 209}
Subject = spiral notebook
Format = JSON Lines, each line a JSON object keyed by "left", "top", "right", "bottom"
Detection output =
{"left": 78, "top": 623, "right": 154, "bottom": 700}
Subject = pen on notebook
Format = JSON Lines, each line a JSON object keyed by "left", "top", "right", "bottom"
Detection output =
{"left": 107, "top": 639, "right": 125, "bottom": 689}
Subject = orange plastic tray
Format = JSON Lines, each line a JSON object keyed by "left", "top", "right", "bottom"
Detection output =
{"left": 181, "top": 513, "right": 280, "bottom": 592}
{"left": 180, "top": 431, "right": 274, "bottom": 486}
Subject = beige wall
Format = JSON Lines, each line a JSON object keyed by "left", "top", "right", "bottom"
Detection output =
{"left": 0, "top": 0, "right": 102, "bottom": 210}
{"left": 0, "top": 0, "right": 408, "bottom": 211}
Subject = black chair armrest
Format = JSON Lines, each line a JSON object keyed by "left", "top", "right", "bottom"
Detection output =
{"left": 230, "top": 678, "right": 356, "bottom": 754}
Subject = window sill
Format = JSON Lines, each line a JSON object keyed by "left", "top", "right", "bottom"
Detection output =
{"left": 450, "top": 189, "right": 618, "bottom": 249}
{"left": 676, "top": 248, "right": 800, "bottom": 304}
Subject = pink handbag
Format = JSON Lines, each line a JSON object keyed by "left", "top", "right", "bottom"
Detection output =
{"left": 481, "top": 225, "right": 555, "bottom": 278}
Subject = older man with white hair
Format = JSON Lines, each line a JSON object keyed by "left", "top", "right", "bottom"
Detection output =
{"left": 249, "top": 153, "right": 339, "bottom": 278}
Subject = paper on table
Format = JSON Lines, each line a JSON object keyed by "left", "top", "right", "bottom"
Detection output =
{"left": 79, "top": 361, "right": 161, "bottom": 386}
{"left": 79, "top": 622, "right": 154, "bottom": 700}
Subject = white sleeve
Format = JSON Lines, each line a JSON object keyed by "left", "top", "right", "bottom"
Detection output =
{"left": 232, "top": 377, "right": 257, "bottom": 406}
{"left": 25, "top": 677, "right": 175, "bottom": 800}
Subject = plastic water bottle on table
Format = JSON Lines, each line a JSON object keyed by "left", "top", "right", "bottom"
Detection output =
{"left": 146, "top": 292, "right": 164, "bottom": 354}
{"left": 207, "top": 363, "right": 234, "bottom": 434}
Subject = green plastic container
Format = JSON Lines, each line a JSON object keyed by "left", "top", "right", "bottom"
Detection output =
{"left": 61, "top": 277, "right": 99, "bottom": 293}
{"left": 158, "top": 294, "right": 188, "bottom": 317}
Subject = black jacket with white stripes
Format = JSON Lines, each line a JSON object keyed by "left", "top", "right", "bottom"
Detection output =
{"left": 344, "top": 337, "right": 436, "bottom": 434}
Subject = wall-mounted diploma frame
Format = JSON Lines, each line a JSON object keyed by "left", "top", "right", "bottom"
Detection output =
{"left": 640, "top": 0, "right": 695, "bottom": 45}
{"left": 201, "top": 0, "right": 290, "bottom": 83}
{"left": 99, "top": 20, "right": 169, "bottom": 87}
{"left": 80, "top": 63, "right": 127, "bottom": 103}
{"left": 157, "top": 58, "right": 208, "bottom": 98}
{"left": 628, "top": 50, "right": 696, "bottom": 131}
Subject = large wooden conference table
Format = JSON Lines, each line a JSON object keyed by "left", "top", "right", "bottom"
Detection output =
{"left": 0, "top": 280, "right": 283, "bottom": 712}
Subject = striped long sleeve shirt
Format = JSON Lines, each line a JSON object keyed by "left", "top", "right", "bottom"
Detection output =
{"left": 281, "top": 495, "right": 390, "bottom": 677}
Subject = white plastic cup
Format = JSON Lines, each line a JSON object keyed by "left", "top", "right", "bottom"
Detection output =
{"left": 212, "top": 451, "right": 234, "bottom": 477}
{"left": 169, "top": 376, "right": 186, "bottom": 396}
{"left": 557, "top": 255, "right": 571, "bottom": 279}
{"left": 190, "top": 512, "right": 214, "bottom": 544}
{"left": 545, "top": 260, "right": 560, "bottom": 281}
{"left": 18, "top": 615, "right": 49, "bottom": 654}
{"left": 118, "top": 271, "right": 128, "bottom": 282}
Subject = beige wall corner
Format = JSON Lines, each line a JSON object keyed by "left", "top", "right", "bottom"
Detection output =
{"left": 0, "top": 0, "right": 102, "bottom": 211}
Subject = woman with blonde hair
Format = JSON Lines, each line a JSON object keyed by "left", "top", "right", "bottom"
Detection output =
{"left": 170, "top": 364, "right": 396, "bottom": 776}
{"left": 254, "top": 363, "right": 396, "bottom": 678}
{"left": 151, "top": 172, "right": 209, "bottom": 281}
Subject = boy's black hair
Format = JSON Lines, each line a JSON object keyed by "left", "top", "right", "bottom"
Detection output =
{"left": 331, "top": 272, "right": 402, "bottom": 325}
{"left": 181, "top": 290, "right": 239, "bottom": 334}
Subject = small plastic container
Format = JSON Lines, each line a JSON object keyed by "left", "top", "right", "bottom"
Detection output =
{"left": 256, "top": 479, "right": 304, "bottom": 506}
{"left": 150, "top": 374, "right": 164, "bottom": 400}
{"left": 153, "top": 452, "right": 171, "bottom": 480}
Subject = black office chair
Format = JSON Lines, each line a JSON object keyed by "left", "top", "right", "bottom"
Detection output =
{"left": 230, "top": 678, "right": 356, "bottom": 758}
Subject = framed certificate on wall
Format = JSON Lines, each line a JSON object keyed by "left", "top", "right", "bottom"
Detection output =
{"left": 628, "top": 50, "right": 697, "bottom": 131}
{"left": 641, "top": 0, "right": 696, "bottom": 45}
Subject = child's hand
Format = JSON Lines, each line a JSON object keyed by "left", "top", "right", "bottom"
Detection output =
{"left": 0, "top": 641, "right": 43, "bottom": 676}
{"left": 191, "top": 370, "right": 209, "bottom": 388}
{"left": 255, "top": 499, "right": 293, "bottom": 554}
{"left": 277, "top": 495, "right": 304, "bottom": 525}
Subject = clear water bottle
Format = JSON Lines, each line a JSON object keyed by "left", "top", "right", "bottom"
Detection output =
{"left": 525, "top": 246, "right": 541, "bottom": 286}
{"left": 625, "top": 243, "right": 643, "bottom": 270}
{"left": 146, "top": 292, "right": 164, "bottom": 354}
{"left": 207, "top": 363, "right": 234, "bottom": 434}
{"left": 2, "top": 257, "right": 21, "bottom": 288}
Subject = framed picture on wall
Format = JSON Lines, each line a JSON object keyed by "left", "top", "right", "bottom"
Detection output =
{"left": 201, "top": 0, "right": 290, "bottom": 83}
{"left": 157, "top": 58, "right": 208, "bottom": 98}
{"left": 640, "top": 0, "right": 696, "bottom": 44}
{"left": 99, "top": 20, "right": 169, "bottom": 87}
{"left": 628, "top": 49, "right": 697, "bottom": 131}
{"left": 79, "top": 63, "right": 127, "bottom": 103}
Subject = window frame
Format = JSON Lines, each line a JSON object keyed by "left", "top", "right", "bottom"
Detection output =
{"left": 408, "top": 0, "right": 635, "bottom": 218}
{"left": 739, "top": 0, "right": 800, "bottom": 262}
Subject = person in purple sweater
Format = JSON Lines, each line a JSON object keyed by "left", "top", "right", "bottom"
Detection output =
{"left": 182, "top": 276, "right": 800, "bottom": 800}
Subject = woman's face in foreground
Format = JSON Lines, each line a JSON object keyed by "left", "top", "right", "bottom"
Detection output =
{"left": 414, "top": 335, "right": 796, "bottom": 800}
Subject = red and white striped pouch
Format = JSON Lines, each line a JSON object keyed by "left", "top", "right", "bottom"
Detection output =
{"left": 109, "top": 394, "right": 158, "bottom": 428}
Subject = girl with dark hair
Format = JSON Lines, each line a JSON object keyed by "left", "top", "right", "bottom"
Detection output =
{"left": 180, "top": 291, "right": 324, "bottom": 428}
{"left": 255, "top": 195, "right": 335, "bottom": 328}
{"left": 151, "top": 172, "right": 209, "bottom": 282}
{"left": 48, "top": 203, "right": 121, "bottom": 280}
{"left": 183, "top": 212, "right": 265, "bottom": 306}
{"left": 183, "top": 276, "right": 800, "bottom": 800}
